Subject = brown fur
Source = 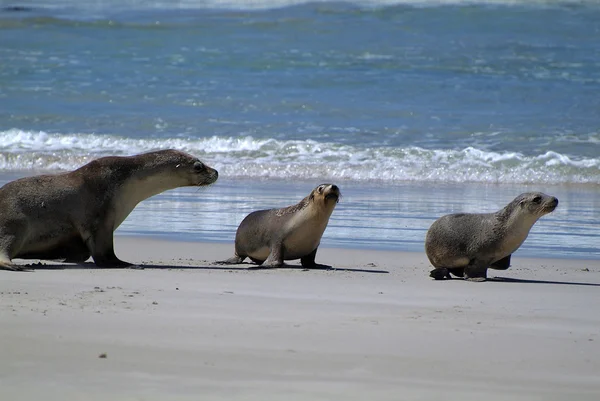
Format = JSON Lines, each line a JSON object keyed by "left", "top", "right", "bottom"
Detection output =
{"left": 0, "top": 149, "right": 218, "bottom": 270}
{"left": 425, "top": 192, "right": 558, "bottom": 281}
{"left": 218, "top": 184, "right": 340, "bottom": 268}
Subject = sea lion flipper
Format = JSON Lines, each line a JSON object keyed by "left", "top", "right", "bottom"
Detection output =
{"left": 464, "top": 262, "right": 488, "bottom": 282}
{"left": 300, "top": 248, "right": 318, "bottom": 268}
{"left": 80, "top": 217, "right": 132, "bottom": 268}
{"left": 299, "top": 248, "right": 333, "bottom": 270}
{"left": 448, "top": 267, "right": 464, "bottom": 278}
{"left": 0, "top": 262, "right": 30, "bottom": 272}
{"left": 86, "top": 231, "right": 131, "bottom": 268}
{"left": 93, "top": 257, "right": 132, "bottom": 268}
{"left": 261, "top": 242, "right": 284, "bottom": 268}
{"left": 215, "top": 255, "right": 246, "bottom": 265}
{"left": 490, "top": 254, "right": 511, "bottom": 270}
{"left": 429, "top": 268, "right": 451, "bottom": 280}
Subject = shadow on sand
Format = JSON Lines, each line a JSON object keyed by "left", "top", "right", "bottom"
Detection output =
{"left": 24, "top": 262, "right": 389, "bottom": 275}
{"left": 490, "top": 276, "right": 600, "bottom": 287}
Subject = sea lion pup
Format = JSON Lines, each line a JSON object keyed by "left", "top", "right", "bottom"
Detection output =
{"left": 218, "top": 184, "right": 341, "bottom": 268}
{"left": 0, "top": 149, "right": 218, "bottom": 271}
{"left": 425, "top": 192, "right": 558, "bottom": 282}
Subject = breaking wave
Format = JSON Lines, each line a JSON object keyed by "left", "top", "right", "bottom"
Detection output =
{"left": 1, "top": 129, "right": 598, "bottom": 184}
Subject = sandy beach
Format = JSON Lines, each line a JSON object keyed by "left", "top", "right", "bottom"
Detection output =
{"left": 1, "top": 236, "right": 599, "bottom": 401}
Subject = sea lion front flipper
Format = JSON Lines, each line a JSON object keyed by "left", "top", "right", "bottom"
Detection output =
{"left": 261, "top": 241, "right": 284, "bottom": 268}
{"left": 84, "top": 225, "right": 132, "bottom": 268}
{"left": 464, "top": 261, "right": 488, "bottom": 282}
{"left": 300, "top": 248, "right": 318, "bottom": 268}
{"left": 62, "top": 239, "right": 92, "bottom": 263}
{"left": 93, "top": 253, "right": 132, "bottom": 268}
{"left": 490, "top": 254, "right": 511, "bottom": 270}
{"left": 448, "top": 267, "right": 464, "bottom": 278}
{"left": 300, "top": 247, "right": 332, "bottom": 269}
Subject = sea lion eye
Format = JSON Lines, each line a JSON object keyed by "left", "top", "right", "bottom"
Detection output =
{"left": 532, "top": 196, "right": 542, "bottom": 203}
{"left": 193, "top": 161, "right": 205, "bottom": 171}
{"left": 317, "top": 185, "right": 324, "bottom": 194}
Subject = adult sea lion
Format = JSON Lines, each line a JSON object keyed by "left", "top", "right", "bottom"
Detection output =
{"left": 218, "top": 184, "right": 340, "bottom": 268}
{"left": 0, "top": 149, "right": 218, "bottom": 271}
{"left": 425, "top": 192, "right": 558, "bottom": 282}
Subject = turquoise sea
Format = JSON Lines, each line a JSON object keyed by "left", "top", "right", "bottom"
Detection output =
{"left": 1, "top": 0, "right": 599, "bottom": 259}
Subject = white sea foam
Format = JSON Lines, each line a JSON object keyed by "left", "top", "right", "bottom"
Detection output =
{"left": 1, "top": 129, "right": 598, "bottom": 185}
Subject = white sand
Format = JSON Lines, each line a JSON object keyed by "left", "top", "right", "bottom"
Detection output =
{"left": 1, "top": 237, "right": 599, "bottom": 400}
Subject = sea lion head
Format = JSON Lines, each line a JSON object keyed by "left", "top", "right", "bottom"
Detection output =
{"left": 517, "top": 192, "right": 558, "bottom": 217}
{"left": 146, "top": 149, "right": 218, "bottom": 187}
{"left": 310, "top": 183, "right": 341, "bottom": 207}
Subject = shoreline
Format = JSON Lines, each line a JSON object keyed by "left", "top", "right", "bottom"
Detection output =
{"left": 2, "top": 237, "right": 599, "bottom": 400}
{"left": 1, "top": 173, "right": 598, "bottom": 260}
{"left": 115, "top": 233, "right": 600, "bottom": 262}
{"left": 7, "top": 234, "right": 600, "bottom": 277}
{"left": 118, "top": 236, "right": 600, "bottom": 274}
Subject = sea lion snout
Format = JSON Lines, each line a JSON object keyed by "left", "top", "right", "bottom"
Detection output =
{"left": 200, "top": 165, "right": 218, "bottom": 185}
{"left": 159, "top": 149, "right": 218, "bottom": 186}
{"left": 320, "top": 184, "right": 341, "bottom": 202}
{"left": 186, "top": 159, "right": 218, "bottom": 186}
{"left": 543, "top": 196, "right": 559, "bottom": 213}
{"left": 528, "top": 192, "right": 558, "bottom": 215}
{"left": 517, "top": 192, "right": 558, "bottom": 216}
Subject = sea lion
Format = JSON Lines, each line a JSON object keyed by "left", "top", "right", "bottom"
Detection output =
{"left": 0, "top": 149, "right": 218, "bottom": 271}
{"left": 425, "top": 192, "right": 558, "bottom": 282}
{"left": 218, "top": 184, "right": 340, "bottom": 268}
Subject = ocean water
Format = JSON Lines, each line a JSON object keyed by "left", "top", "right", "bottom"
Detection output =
{"left": 0, "top": 0, "right": 599, "bottom": 260}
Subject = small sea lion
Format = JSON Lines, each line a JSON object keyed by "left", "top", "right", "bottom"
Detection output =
{"left": 0, "top": 149, "right": 218, "bottom": 271}
{"left": 425, "top": 192, "right": 558, "bottom": 282}
{"left": 218, "top": 184, "right": 340, "bottom": 268}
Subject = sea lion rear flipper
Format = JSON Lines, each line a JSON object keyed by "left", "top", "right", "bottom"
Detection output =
{"left": 490, "top": 254, "right": 511, "bottom": 270}
{"left": 430, "top": 267, "right": 451, "bottom": 280}
{"left": 0, "top": 262, "right": 31, "bottom": 272}
{"left": 215, "top": 255, "right": 246, "bottom": 265}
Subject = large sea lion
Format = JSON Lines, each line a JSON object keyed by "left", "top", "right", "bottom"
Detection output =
{"left": 425, "top": 192, "right": 558, "bottom": 282}
{"left": 218, "top": 184, "right": 340, "bottom": 268}
{"left": 0, "top": 149, "right": 218, "bottom": 271}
